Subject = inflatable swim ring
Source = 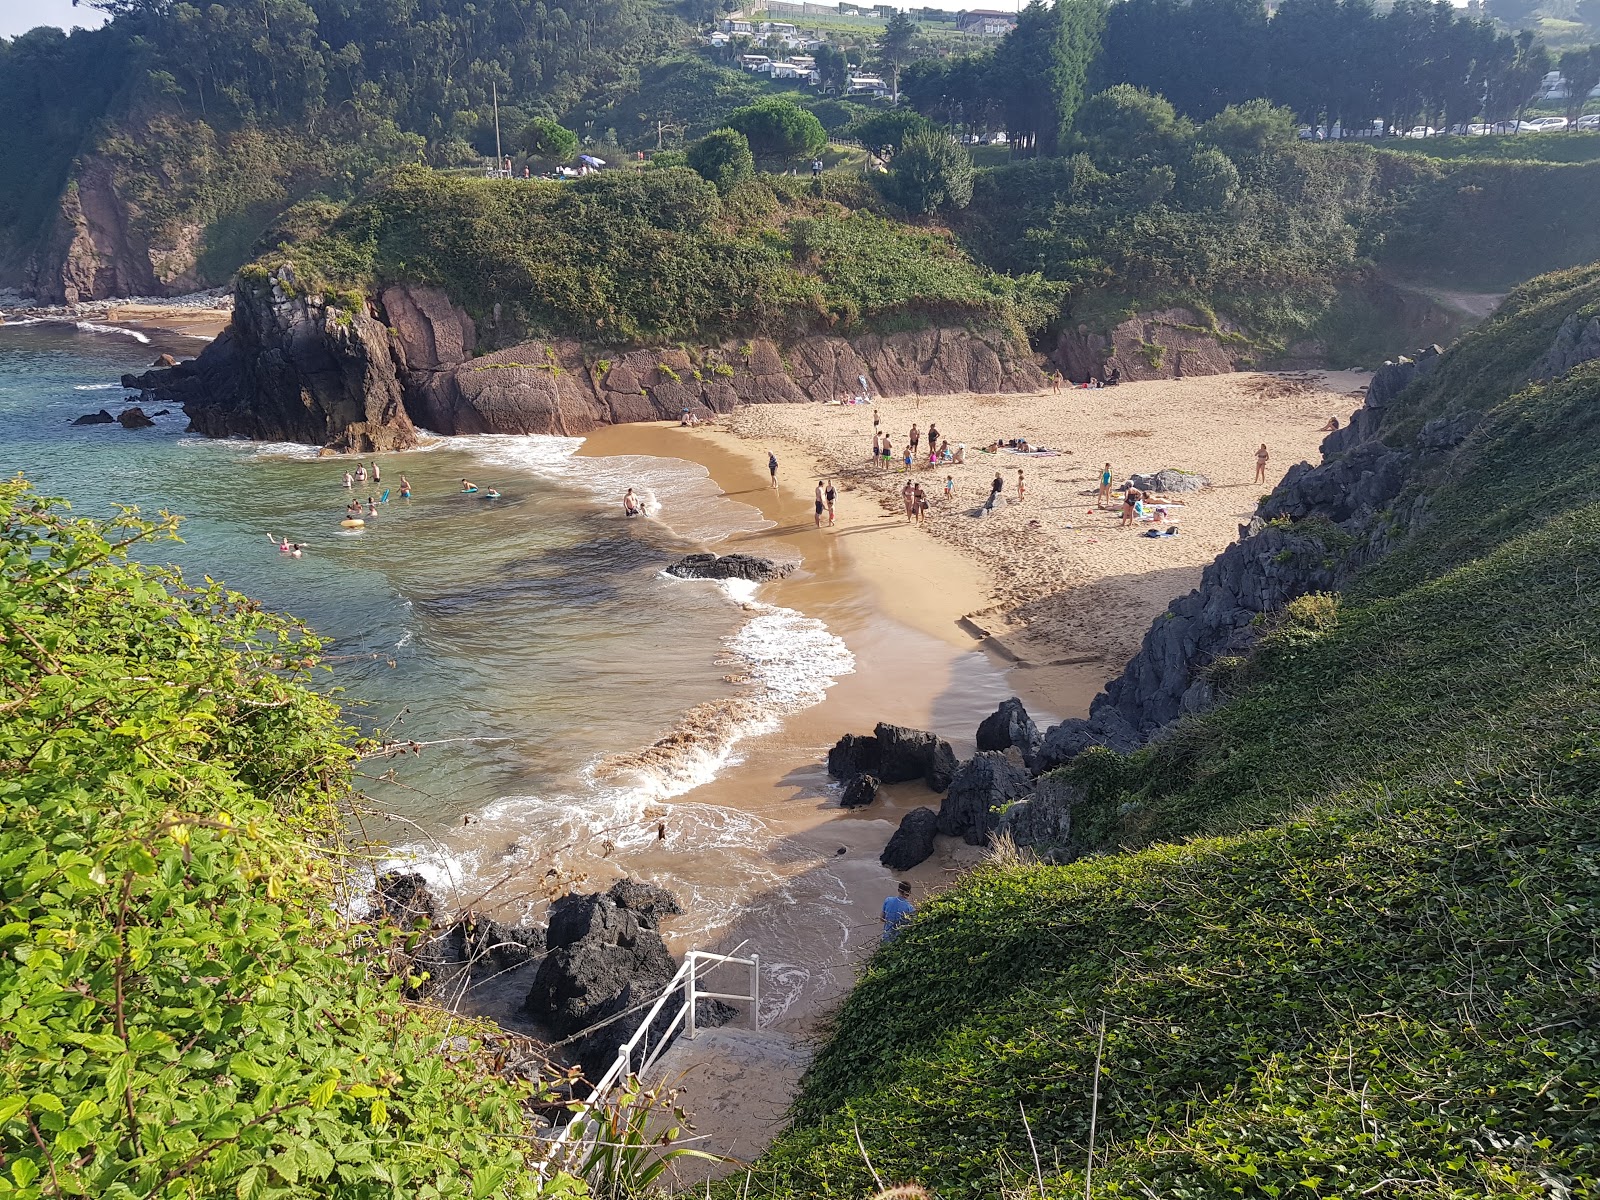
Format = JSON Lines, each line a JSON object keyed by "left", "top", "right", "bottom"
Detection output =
{"left": 340, "top": 518, "right": 365, "bottom": 528}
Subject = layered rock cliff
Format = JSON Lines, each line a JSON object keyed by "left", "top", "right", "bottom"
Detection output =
{"left": 129, "top": 279, "right": 1045, "bottom": 448}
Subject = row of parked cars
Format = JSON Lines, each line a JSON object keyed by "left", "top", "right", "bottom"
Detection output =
{"left": 1299, "top": 114, "right": 1599, "bottom": 139}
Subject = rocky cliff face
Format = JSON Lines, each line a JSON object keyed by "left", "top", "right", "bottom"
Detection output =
{"left": 1055, "top": 307, "right": 1245, "bottom": 383}
{"left": 123, "top": 268, "right": 417, "bottom": 453}
{"left": 30, "top": 158, "right": 165, "bottom": 304}
{"left": 131, "top": 280, "right": 1044, "bottom": 449}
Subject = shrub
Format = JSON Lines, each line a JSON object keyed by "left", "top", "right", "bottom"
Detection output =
{"left": 883, "top": 129, "right": 975, "bottom": 216}
{"left": 686, "top": 127, "right": 754, "bottom": 195}
{"left": 519, "top": 116, "right": 578, "bottom": 162}
{"left": 725, "top": 97, "right": 827, "bottom": 162}
{"left": 848, "top": 109, "right": 935, "bottom": 161}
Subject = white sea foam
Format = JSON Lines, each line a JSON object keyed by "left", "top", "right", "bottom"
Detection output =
{"left": 73, "top": 382, "right": 126, "bottom": 391}
{"left": 75, "top": 321, "right": 150, "bottom": 344}
{"left": 2, "top": 316, "right": 45, "bottom": 327}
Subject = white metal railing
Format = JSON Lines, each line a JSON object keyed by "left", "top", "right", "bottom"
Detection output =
{"left": 539, "top": 950, "right": 760, "bottom": 1171}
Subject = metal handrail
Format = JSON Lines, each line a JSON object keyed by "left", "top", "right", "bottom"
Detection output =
{"left": 539, "top": 949, "right": 760, "bottom": 1172}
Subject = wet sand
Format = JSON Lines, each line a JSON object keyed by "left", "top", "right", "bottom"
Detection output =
{"left": 103, "top": 301, "right": 232, "bottom": 339}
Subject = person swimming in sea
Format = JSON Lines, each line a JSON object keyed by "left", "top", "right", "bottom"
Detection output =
{"left": 461, "top": 479, "right": 478, "bottom": 493}
{"left": 345, "top": 500, "right": 363, "bottom": 519}
{"left": 399, "top": 475, "right": 412, "bottom": 498}
{"left": 484, "top": 487, "right": 501, "bottom": 499}
{"left": 623, "top": 487, "right": 641, "bottom": 517}
{"left": 366, "top": 496, "right": 379, "bottom": 516}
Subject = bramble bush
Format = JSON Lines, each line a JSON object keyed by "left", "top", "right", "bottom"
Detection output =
{"left": 0, "top": 479, "right": 577, "bottom": 1200}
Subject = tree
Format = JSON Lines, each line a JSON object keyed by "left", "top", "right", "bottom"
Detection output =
{"left": 519, "top": 116, "right": 578, "bottom": 162}
{"left": 1072, "top": 85, "right": 1191, "bottom": 170}
{"left": 686, "top": 126, "right": 754, "bottom": 193}
{"left": 1198, "top": 98, "right": 1297, "bottom": 158}
{"left": 987, "top": 0, "right": 1104, "bottom": 156}
{"left": 877, "top": 11, "right": 920, "bottom": 103}
{"left": 1559, "top": 46, "right": 1600, "bottom": 126}
{"left": 1485, "top": 0, "right": 1542, "bottom": 32}
{"left": 1483, "top": 29, "right": 1551, "bottom": 129}
{"left": 1175, "top": 145, "right": 1240, "bottom": 209}
{"left": 725, "top": 96, "right": 827, "bottom": 160}
{"left": 884, "top": 128, "right": 974, "bottom": 214}
{"left": 850, "top": 109, "right": 935, "bottom": 160}
{"left": 813, "top": 43, "right": 850, "bottom": 94}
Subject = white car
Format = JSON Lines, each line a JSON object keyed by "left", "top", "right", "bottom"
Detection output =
{"left": 1403, "top": 126, "right": 1437, "bottom": 139}
{"left": 1519, "top": 116, "right": 1569, "bottom": 132}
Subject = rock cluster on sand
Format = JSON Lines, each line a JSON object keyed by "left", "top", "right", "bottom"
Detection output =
{"left": 664, "top": 553, "right": 794, "bottom": 583}
{"left": 881, "top": 807, "right": 940, "bottom": 870}
{"left": 827, "top": 722, "right": 958, "bottom": 798}
{"left": 1126, "top": 468, "right": 1210, "bottom": 493}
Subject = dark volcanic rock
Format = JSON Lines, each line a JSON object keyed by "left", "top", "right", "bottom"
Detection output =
{"left": 874, "top": 723, "right": 957, "bottom": 790}
{"left": 665, "top": 553, "right": 794, "bottom": 583}
{"left": 459, "top": 912, "right": 544, "bottom": 969}
{"left": 606, "top": 878, "right": 684, "bottom": 927}
{"left": 975, "top": 698, "right": 1041, "bottom": 761}
{"left": 828, "top": 733, "right": 881, "bottom": 780}
{"left": 840, "top": 774, "right": 880, "bottom": 808}
{"left": 117, "top": 407, "right": 154, "bottom": 429}
{"left": 124, "top": 267, "right": 418, "bottom": 453}
{"left": 880, "top": 807, "right": 939, "bottom": 870}
{"left": 927, "top": 739, "right": 959, "bottom": 792}
{"left": 371, "top": 872, "right": 456, "bottom": 998}
{"left": 71, "top": 409, "right": 115, "bottom": 425}
{"left": 997, "top": 773, "right": 1082, "bottom": 857}
{"left": 937, "top": 752, "right": 1035, "bottom": 845}
{"left": 152, "top": 352, "right": 178, "bottom": 368}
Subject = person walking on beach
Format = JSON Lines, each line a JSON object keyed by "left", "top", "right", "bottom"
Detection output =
{"left": 1016, "top": 468, "right": 1026, "bottom": 503}
{"left": 1254, "top": 443, "right": 1270, "bottom": 484}
{"left": 768, "top": 451, "right": 779, "bottom": 489}
{"left": 987, "top": 472, "right": 1003, "bottom": 512}
{"left": 944, "top": 475, "right": 955, "bottom": 500}
{"left": 872, "top": 430, "right": 882, "bottom": 466}
{"left": 1099, "top": 463, "right": 1113, "bottom": 508}
{"left": 902, "top": 480, "right": 915, "bottom": 521}
{"left": 882, "top": 880, "right": 914, "bottom": 942}
{"left": 825, "top": 480, "right": 836, "bottom": 526}
{"left": 1120, "top": 488, "right": 1140, "bottom": 528}
{"left": 815, "top": 480, "right": 826, "bottom": 528}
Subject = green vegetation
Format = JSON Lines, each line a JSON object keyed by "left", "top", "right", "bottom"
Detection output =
{"left": 743, "top": 261, "right": 1600, "bottom": 1200}
{"left": 264, "top": 165, "right": 1056, "bottom": 344}
{"left": 725, "top": 97, "right": 828, "bottom": 163}
{"left": 883, "top": 131, "right": 975, "bottom": 216}
{"left": 686, "top": 128, "right": 755, "bottom": 195}
{"left": 0, "top": 479, "right": 577, "bottom": 1198}
{"left": 1378, "top": 130, "right": 1600, "bottom": 162}
{"left": 519, "top": 119, "right": 579, "bottom": 165}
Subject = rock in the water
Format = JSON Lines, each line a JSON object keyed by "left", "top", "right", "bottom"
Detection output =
{"left": 937, "top": 751, "right": 1035, "bottom": 845}
{"left": 874, "top": 722, "right": 957, "bottom": 791}
{"left": 1128, "top": 468, "right": 1210, "bottom": 493}
{"left": 459, "top": 912, "right": 545, "bottom": 969}
{"left": 975, "top": 697, "right": 1041, "bottom": 761}
{"left": 828, "top": 732, "right": 881, "bottom": 780}
{"left": 880, "top": 807, "right": 939, "bottom": 870}
{"left": 151, "top": 352, "right": 178, "bottom": 368}
{"left": 840, "top": 774, "right": 880, "bottom": 808}
{"left": 71, "top": 409, "right": 115, "bottom": 425}
{"left": 117, "top": 407, "right": 155, "bottom": 429}
{"left": 664, "top": 553, "right": 794, "bottom": 583}
{"left": 606, "top": 878, "right": 684, "bottom": 928}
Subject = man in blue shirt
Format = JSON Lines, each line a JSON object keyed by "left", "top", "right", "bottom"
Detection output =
{"left": 881, "top": 880, "right": 914, "bottom": 942}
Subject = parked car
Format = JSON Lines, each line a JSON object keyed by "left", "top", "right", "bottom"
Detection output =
{"left": 1403, "top": 126, "right": 1437, "bottom": 139}
{"left": 1519, "top": 116, "right": 1569, "bottom": 132}
{"left": 1577, "top": 113, "right": 1600, "bottom": 130}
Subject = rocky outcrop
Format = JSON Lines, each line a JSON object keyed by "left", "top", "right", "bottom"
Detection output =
{"left": 996, "top": 773, "right": 1081, "bottom": 859}
{"left": 1529, "top": 311, "right": 1600, "bottom": 382}
{"left": 665, "top": 553, "right": 794, "bottom": 583}
{"left": 937, "top": 752, "right": 1035, "bottom": 846}
{"left": 30, "top": 157, "right": 164, "bottom": 304}
{"left": 71, "top": 410, "right": 116, "bottom": 426}
{"left": 975, "top": 698, "right": 1041, "bottom": 763}
{"left": 1055, "top": 307, "right": 1245, "bottom": 383}
{"left": 841, "top": 775, "right": 881, "bottom": 808}
{"left": 458, "top": 913, "right": 545, "bottom": 970}
{"left": 1127, "top": 468, "right": 1210, "bottom": 494}
{"left": 124, "top": 269, "right": 417, "bottom": 453}
{"left": 134, "top": 278, "right": 1042, "bottom": 450}
{"left": 828, "top": 724, "right": 957, "bottom": 791}
{"left": 371, "top": 872, "right": 460, "bottom": 999}
{"left": 118, "top": 407, "right": 155, "bottom": 429}
{"left": 880, "top": 807, "right": 939, "bottom": 870}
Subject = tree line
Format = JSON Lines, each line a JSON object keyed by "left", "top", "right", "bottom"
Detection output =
{"left": 903, "top": 0, "right": 1573, "bottom": 141}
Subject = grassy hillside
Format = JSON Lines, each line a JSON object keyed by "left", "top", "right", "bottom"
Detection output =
{"left": 742, "top": 263, "right": 1600, "bottom": 1199}
{"left": 259, "top": 166, "right": 1059, "bottom": 344}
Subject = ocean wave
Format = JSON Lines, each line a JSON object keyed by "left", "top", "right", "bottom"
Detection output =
{"left": 73, "top": 382, "right": 126, "bottom": 391}
{"left": 455, "top": 432, "right": 772, "bottom": 545}
{"left": 1, "top": 316, "right": 45, "bottom": 327}
{"left": 75, "top": 321, "right": 151, "bottom": 344}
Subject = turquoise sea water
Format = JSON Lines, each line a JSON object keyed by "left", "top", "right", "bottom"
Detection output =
{"left": 0, "top": 320, "right": 854, "bottom": 932}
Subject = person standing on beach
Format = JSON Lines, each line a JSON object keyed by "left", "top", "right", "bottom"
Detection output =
{"left": 909, "top": 424, "right": 920, "bottom": 459}
{"left": 1099, "top": 463, "right": 1113, "bottom": 508}
{"left": 1255, "top": 443, "right": 1270, "bottom": 484}
{"left": 882, "top": 881, "right": 914, "bottom": 941}
{"left": 1017, "top": 468, "right": 1026, "bottom": 502}
{"left": 987, "top": 472, "right": 1003, "bottom": 511}
{"left": 903, "top": 444, "right": 913, "bottom": 472}
{"left": 1121, "top": 488, "right": 1140, "bottom": 528}
{"left": 815, "top": 480, "right": 826, "bottom": 528}
{"left": 944, "top": 475, "right": 955, "bottom": 500}
{"left": 768, "top": 451, "right": 779, "bottom": 489}
{"left": 881, "top": 437, "right": 893, "bottom": 471}
{"left": 902, "top": 480, "right": 915, "bottom": 521}
{"left": 928, "top": 423, "right": 939, "bottom": 457}
{"left": 872, "top": 430, "right": 882, "bottom": 466}
{"left": 825, "top": 480, "right": 837, "bottom": 526}
{"left": 913, "top": 482, "right": 928, "bottom": 524}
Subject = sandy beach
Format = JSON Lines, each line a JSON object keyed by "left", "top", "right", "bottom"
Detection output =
{"left": 565, "top": 368, "right": 1366, "bottom": 1170}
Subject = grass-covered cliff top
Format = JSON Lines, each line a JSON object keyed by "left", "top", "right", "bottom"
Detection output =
{"left": 741, "top": 263, "right": 1600, "bottom": 1198}
{"left": 0, "top": 482, "right": 569, "bottom": 1198}
{"left": 249, "top": 166, "right": 1058, "bottom": 346}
